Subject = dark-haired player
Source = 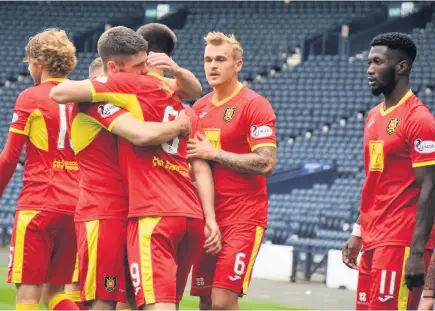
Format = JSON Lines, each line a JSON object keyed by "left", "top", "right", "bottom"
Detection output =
{"left": 342, "top": 32, "right": 435, "bottom": 310}
{"left": 50, "top": 26, "right": 219, "bottom": 310}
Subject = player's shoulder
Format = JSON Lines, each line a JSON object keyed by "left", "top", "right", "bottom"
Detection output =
{"left": 108, "top": 72, "right": 158, "bottom": 90}
{"left": 15, "top": 84, "right": 47, "bottom": 108}
{"left": 193, "top": 92, "right": 213, "bottom": 111}
{"left": 367, "top": 103, "right": 383, "bottom": 119}
{"left": 239, "top": 86, "right": 271, "bottom": 107}
{"left": 405, "top": 94, "right": 433, "bottom": 121}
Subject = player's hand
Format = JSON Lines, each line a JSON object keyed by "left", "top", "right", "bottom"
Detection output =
{"left": 342, "top": 235, "right": 362, "bottom": 270}
{"left": 204, "top": 218, "right": 221, "bottom": 255}
{"left": 177, "top": 110, "right": 191, "bottom": 138}
{"left": 405, "top": 252, "right": 426, "bottom": 290}
{"left": 187, "top": 132, "right": 218, "bottom": 161}
{"left": 419, "top": 297, "right": 434, "bottom": 310}
{"left": 147, "top": 52, "right": 181, "bottom": 77}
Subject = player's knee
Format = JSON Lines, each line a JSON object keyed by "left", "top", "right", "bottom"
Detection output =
{"left": 16, "top": 284, "right": 42, "bottom": 304}
{"left": 41, "top": 283, "right": 65, "bottom": 307}
{"left": 199, "top": 296, "right": 211, "bottom": 310}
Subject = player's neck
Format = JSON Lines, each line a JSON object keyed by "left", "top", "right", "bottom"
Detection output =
{"left": 383, "top": 79, "right": 410, "bottom": 110}
{"left": 213, "top": 77, "right": 241, "bottom": 102}
{"left": 41, "top": 71, "right": 66, "bottom": 84}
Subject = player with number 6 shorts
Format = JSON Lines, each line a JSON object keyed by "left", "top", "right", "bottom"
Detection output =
{"left": 187, "top": 32, "right": 277, "bottom": 310}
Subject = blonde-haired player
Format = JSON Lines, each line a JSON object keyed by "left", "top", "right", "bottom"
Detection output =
{"left": 0, "top": 28, "right": 80, "bottom": 310}
{"left": 187, "top": 32, "right": 277, "bottom": 310}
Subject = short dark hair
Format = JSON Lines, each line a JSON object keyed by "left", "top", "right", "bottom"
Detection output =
{"left": 88, "top": 57, "right": 103, "bottom": 77}
{"left": 370, "top": 32, "right": 417, "bottom": 64}
{"left": 98, "top": 26, "right": 148, "bottom": 63}
{"left": 137, "top": 23, "right": 177, "bottom": 56}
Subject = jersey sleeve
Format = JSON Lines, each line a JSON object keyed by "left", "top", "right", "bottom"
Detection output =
{"left": 89, "top": 76, "right": 131, "bottom": 108}
{"left": 244, "top": 96, "right": 277, "bottom": 151}
{"left": 405, "top": 109, "right": 435, "bottom": 168}
{"left": 9, "top": 90, "right": 37, "bottom": 136}
{"left": 84, "top": 103, "right": 129, "bottom": 132}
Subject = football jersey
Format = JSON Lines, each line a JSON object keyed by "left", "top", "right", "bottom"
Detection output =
{"left": 70, "top": 102, "right": 128, "bottom": 222}
{"left": 9, "top": 78, "right": 79, "bottom": 215}
{"left": 89, "top": 72, "right": 202, "bottom": 219}
{"left": 361, "top": 90, "right": 435, "bottom": 251}
{"left": 193, "top": 83, "right": 276, "bottom": 227}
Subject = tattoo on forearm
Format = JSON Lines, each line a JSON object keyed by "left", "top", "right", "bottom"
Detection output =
{"left": 424, "top": 255, "right": 435, "bottom": 291}
{"left": 214, "top": 146, "right": 276, "bottom": 175}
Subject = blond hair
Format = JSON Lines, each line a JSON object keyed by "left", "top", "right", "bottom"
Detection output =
{"left": 88, "top": 57, "right": 104, "bottom": 78}
{"left": 204, "top": 32, "right": 243, "bottom": 60}
{"left": 25, "top": 28, "right": 77, "bottom": 77}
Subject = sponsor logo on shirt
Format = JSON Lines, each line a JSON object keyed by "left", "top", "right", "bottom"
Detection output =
{"left": 11, "top": 112, "right": 18, "bottom": 123}
{"left": 386, "top": 117, "right": 401, "bottom": 135}
{"left": 98, "top": 103, "right": 120, "bottom": 118}
{"left": 250, "top": 125, "right": 273, "bottom": 138}
{"left": 414, "top": 138, "right": 435, "bottom": 154}
{"left": 52, "top": 160, "right": 79, "bottom": 171}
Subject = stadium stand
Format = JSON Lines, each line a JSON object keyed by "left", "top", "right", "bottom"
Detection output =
{"left": 0, "top": 2, "right": 434, "bottom": 283}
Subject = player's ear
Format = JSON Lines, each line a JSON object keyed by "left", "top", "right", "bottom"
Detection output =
{"left": 396, "top": 60, "right": 409, "bottom": 76}
{"left": 107, "top": 60, "right": 120, "bottom": 74}
{"left": 235, "top": 59, "right": 243, "bottom": 73}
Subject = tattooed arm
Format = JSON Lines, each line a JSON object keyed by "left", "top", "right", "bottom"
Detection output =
{"left": 214, "top": 146, "right": 276, "bottom": 176}
{"left": 187, "top": 134, "right": 276, "bottom": 176}
{"left": 424, "top": 253, "right": 435, "bottom": 294}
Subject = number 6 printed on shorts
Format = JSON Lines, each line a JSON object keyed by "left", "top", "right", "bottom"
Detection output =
{"left": 229, "top": 253, "right": 246, "bottom": 281}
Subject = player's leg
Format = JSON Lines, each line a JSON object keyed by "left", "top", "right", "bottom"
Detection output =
{"left": 368, "top": 246, "right": 419, "bottom": 310}
{"left": 74, "top": 219, "right": 128, "bottom": 310}
{"left": 8, "top": 211, "right": 52, "bottom": 310}
{"left": 175, "top": 218, "right": 205, "bottom": 309}
{"left": 355, "top": 249, "right": 372, "bottom": 310}
{"left": 189, "top": 230, "right": 218, "bottom": 310}
{"left": 127, "top": 216, "right": 183, "bottom": 310}
{"left": 210, "top": 224, "right": 265, "bottom": 310}
{"left": 65, "top": 254, "right": 89, "bottom": 310}
{"left": 42, "top": 214, "right": 78, "bottom": 310}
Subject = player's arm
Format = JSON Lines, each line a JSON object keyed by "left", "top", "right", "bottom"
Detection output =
{"left": 147, "top": 52, "right": 202, "bottom": 99}
{"left": 421, "top": 253, "right": 435, "bottom": 310}
{"left": 342, "top": 216, "right": 362, "bottom": 270}
{"left": 408, "top": 165, "right": 435, "bottom": 256}
{"left": 187, "top": 97, "right": 277, "bottom": 176}
{"left": 111, "top": 111, "right": 190, "bottom": 146}
{"left": 191, "top": 158, "right": 221, "bottom": 255}
{"left": 0, "top": 92, "right": 35, "bottom": 197}
{"left": 404, "top": 110, "right": 435, "bottom": 289}
{"left": 49, "top": 80, "right": 93, "bottom": 104}
{"left": 0, "top": 132, "right": 26, "bottom": 197}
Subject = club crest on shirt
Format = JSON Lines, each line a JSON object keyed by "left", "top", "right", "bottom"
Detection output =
{"left": 223, "top": 107, "right": 236, "bottom": 122}
{"left": 104, "top": 276, "right": 117, "bottom": 292}
{"left": 386, "top": 117, "right": 401, "bottom": 135}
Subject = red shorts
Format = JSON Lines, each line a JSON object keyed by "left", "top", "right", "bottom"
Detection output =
{"left": 127, "top": 216, "right": 204, "bottom": 307}
{"left": 190, "top": 224, "right": 265, "bottom": 297}
{"left": 356, "top": 246, "right": 432, "bottom": 310}
{"left": 76, "top": 219, "right": 127, "bottom": 304}
{"left": 72, "top": 253, "right": 79, "bottom": 283}
{"left": 7, "top": 210, "right": 76, "bottom": 285}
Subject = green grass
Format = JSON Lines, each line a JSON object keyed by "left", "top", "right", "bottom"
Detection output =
{"left": 0, "top": 266, "right": 308, "bottom": 310}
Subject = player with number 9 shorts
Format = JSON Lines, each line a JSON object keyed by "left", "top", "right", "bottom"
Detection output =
{"left": 87, "top": 71, "right": 208, "bottom": 308}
